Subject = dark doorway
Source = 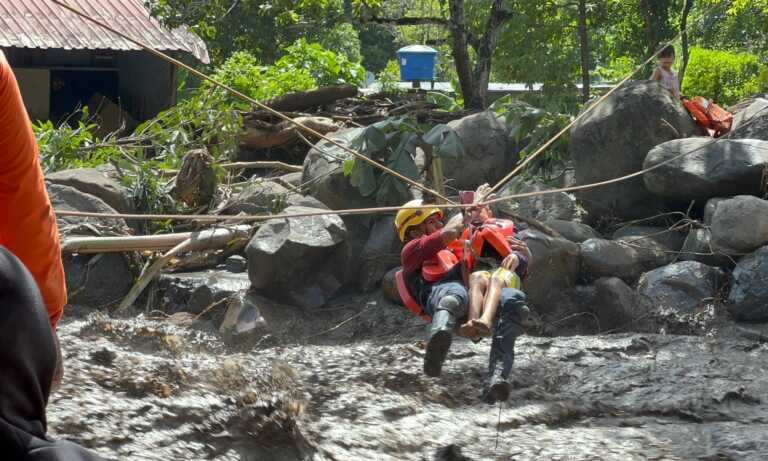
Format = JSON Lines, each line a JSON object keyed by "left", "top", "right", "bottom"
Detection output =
{"left": 50, "top": 69, "right": 118, "bottom": 125}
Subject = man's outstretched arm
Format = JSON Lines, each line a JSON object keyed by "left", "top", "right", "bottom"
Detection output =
{"left": 0, "top": 51, "right": 67, "bottom": 326}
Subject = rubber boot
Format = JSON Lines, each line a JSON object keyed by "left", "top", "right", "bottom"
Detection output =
{"left": 483, "top": 301, "right": 527, "bottom": 404}
{"left": 423, "top": 297, "right": 459, "bottom": 377}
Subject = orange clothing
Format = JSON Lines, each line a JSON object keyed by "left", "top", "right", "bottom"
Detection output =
{"left": 0, "top": 51, "right": 67, "bottom": 326}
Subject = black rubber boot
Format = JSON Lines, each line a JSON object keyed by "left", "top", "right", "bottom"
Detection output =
{"left": 423, "top": 297, "right": 459, "bottom": 377}
{"left": 483, "top": 298, "right": 527, "bottom": 404}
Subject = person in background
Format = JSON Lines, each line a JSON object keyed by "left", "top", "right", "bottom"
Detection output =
{"left": 650, "top": 44, "right": 681, "bottom": 99}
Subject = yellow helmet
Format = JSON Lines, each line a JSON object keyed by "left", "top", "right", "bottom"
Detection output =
{"left": 395, "top": 199, "right": 443, "bottom": 242}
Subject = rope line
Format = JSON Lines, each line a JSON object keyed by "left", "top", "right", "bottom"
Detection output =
{"left": 46, "top": 0, "right": 453, "bottom": 204}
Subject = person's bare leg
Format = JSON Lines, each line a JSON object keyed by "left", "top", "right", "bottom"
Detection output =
{"left": 472, "top": 272, "right": 506, "bottom": 337}
{"left": 459, "top": 272, "right": 488, "bottom": 339}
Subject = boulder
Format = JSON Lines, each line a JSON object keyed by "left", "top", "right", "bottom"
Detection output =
{"left": 679, "top": 228, "right": 732, "bottom": 267}
{"left": 246, "top": 206, "right": 348, "bottom": 309}
{"left": 157, "top": 271, "right": 251, "bottom": 314}
{"left": 63, "top": 253, "right": 133, "bottom": 308}
{"left": 302, "top": 127, "right": 377, "bottom": 210}
{"left": 580, "top": 238, "right": 644, "bottom": 283}
{"left": 443, "top": 111, "right": 516, "bottom": 191}
{"left": 703, "top": 197, "right": 728, "bottom": 225}
{"left": 612, "top": 225, "right": 686, "bottom": 252}
{"left": 593, "top": 277, "right": 644, "bottom": 332}
{"left": 643, "top": 138, "right": 768, "bottom": 200}
{"left": 218, "top": 291, "right": 268, "bottom": 336}
{"left": 638, "top": 261, "right": 726, "bottom": 314}
{"left": 277, "top": 172, "right": 303, "bottom": 189}
{"left": 47, "top": 183, "right": 128, "bottom": 232}
{"left": 570, "top": 81, "right": 700, "bottom": 221}
{"left": 728, "top": 245, "right": 768, "bottom": 321}
{"left": 543, "top": 219, "right": 601, "bottom": 243}
{"left": 357, "top": 216, "right": 401, "bottom": 292}
{"left": 518, "top": 229, "right": 581, "bottom": 314}
{"left": 46, "top": 166, "right": 133, "bottom": 213}
{"left": 729, "top": 98, "right": 768, "bottom": 140}
{"left": 496, "top": 179, "right": 581, "bottom": 222}
{"left": 381, "top": 267, "right": 402, "bottom": 306}
{"left": 709, "top": 195, "right": 768, "bottom": 254}
{"left": 220, "top": 179, "right": 293, "bottom": 215}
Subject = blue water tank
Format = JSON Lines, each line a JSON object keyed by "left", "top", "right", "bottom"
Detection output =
{"left": 396, "top": 45, "right": 438, "bottom": 81}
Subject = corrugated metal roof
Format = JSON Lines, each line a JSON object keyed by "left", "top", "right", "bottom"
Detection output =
{"left": 0, "top": 0, "right": 209, "bottom": 63}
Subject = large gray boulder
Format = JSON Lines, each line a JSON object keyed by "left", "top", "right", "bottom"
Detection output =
{"left": 496, "top": 179, "right": 581, "bottom": 222}
{"left": 593, "top": 277, "right": 644, "bottom": 332}
{"left": 729, "top": 98, "right": 768, "bottom": 140}
{"left": 357, "top": 216, "right": 401, "bottom": 292}
{"left": 570, "top": 81, "right": 700, "bottom": 221}
{"left": 444, "top": 111, "right": 516, "bottom": 191}
{"left": 580, "top": 238, "right": 645, "bottom": 283}
{"left": 220, "top": 179, "right": 293, "bottom": 215}
{"left": 679, "top": 228, "right": 733, "bottom": 267}
{"left": 709, "top": 195, "right": 768, "bottom": 254}
{"left": 302, "top": 127, "right": 377, "bottom": 211}
{"left": 47, "top": 183, "right": 128, "bottom": 231}
{"left": 518, "top": 229, "right": 581, "bottom": 314}
{"left": 643, "top": 138, "right": 768, "bottom": 200}
{"left": 612, "top": 225, "right": 685, "bottom": 252}
{"left": 246, "top": 206, "right": 348, "bottom": 309}
{"left": 544, "top": 219, "right": 601, "bottom": 243}
{"left": 638, "top": 261, "right": 726, "bottom": 314}
{"left": 728, "top": 245, "right": 768, "bottom": 321}
{"left": 63, "top": 253, "right": 133, "bottom": 308}
{"left": 47, "top": 166, "right": 133, "bottom": 213}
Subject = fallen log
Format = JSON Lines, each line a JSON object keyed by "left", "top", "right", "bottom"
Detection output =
{"left": 262, "top": 84, "right": 358, "bottom": 112}
{"left": 117, "top": 225, "right": 252, "bottom": 311}
{"left": 61, "top": 225, "right": 251, "bottom": 254}
{"left": 240, "top": 115, "right": 340, "bottom": 150}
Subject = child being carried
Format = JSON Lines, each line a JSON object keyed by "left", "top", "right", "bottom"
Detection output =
{"left": 455, "top": 185, "right": 529, "bottom": 339}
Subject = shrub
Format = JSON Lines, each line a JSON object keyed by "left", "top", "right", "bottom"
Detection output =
{"left": 681, "top": 47, "right": 763, "bottom": 105}
{"left": 376, "top": 59, "right": 402, "bottom": 94}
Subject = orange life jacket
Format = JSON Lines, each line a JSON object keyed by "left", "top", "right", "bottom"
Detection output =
{"left": 458, "top": 218, "right": 516, "bottom": 272}
{"left": 682, "top": 96, "right": 733, "bottom": 137}
{"left": 395, "top": 269, "right": 432, "bottom": 322}
{"left": 421, "top": 249, "right": 460, "bottom": 282}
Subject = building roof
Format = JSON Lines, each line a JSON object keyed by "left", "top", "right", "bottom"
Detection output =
{"left": 0, "top": 0, "right": 209, "bottom": 63}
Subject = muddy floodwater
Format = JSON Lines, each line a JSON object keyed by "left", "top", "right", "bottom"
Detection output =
{"left": 48, "top": 300, "right": 768, "bottom": 461}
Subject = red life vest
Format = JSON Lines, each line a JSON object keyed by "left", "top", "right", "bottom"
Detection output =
{"left": 682, "top": 96, "right": 733, "bottom": 137}
{"left": 395, "top": 269, "right": 432, "bottom": 322}
{"left": 421, "top": 249, "right": 460, "bottom": 282}
{"left": 459, "top": 218, "right": 516, "bottom": 272}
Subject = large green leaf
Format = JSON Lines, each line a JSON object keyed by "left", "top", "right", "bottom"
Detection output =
{"left": 422, "top": 124, "right": 465, "bottom": 159}
{"left": 350, "top": 160, "right": 377, "bottom": 196}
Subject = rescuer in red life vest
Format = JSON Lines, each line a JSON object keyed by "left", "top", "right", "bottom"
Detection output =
{"left": 395, "top": 189, "right": 532, "bottom": 404}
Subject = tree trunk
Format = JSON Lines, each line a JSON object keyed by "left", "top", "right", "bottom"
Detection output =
{"left": 261, "top": 85, "right": 358, "bottom": 112}
{"left": 577, "top": 0, "right": 590, "bottom": 103}
{"left": 468, "top": 0, "right": 508, "bottom": 109}
{"left": 447, "top": 0, "right": 475, "bottom": 107}
{"left": 679, "top": 0, "right": 694, "bottom": 86}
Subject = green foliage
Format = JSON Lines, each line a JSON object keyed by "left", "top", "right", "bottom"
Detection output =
{"left": 425, "top": 91, "right": 462, "bottom": 112}
{"left": 320, "top": 23, "right": 363, "bottom": 63}
{"left": 490, "top": 97, "right": 572, "bottom": 180}
{"left": 594, "top": 56, "right": 637, "bottom": 82}
{"left": 376, "top": 59, "right": 402, "bottom": 94}
{"left": 279, "top": 39, "right": 365, "bottom": 86}
{"left": 342, "top": 118, "right": 465, "bottom": 205}
{"left": 123, "top": 162, "right": 178, "bottom": 228}
{"left": 33, "top": 111, "right": 119, "bottom": 173}
{"left": 681, "top": 47, "right": 763, "bottom": 105}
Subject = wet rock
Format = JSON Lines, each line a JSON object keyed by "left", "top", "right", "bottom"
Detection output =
{"left": 219, "top": 291, "right": 268, "bottom": 335}
{"left": 277, "top": 171, "right": 303, "bottom": 188}
{"left": 302, "top": 127, "right": 377, "bottom": 210}
{"left": 543, "top": 219, "right": 601, "bottom": 243}
{"left": 47, "top": 165, "right": 133, "bottom": 213}
{"left": 225, "top": 255, "right": 247, "bottom": 273}
{"left": 580, "top": 238, "right": 644, "bottom": 283}
{"left": 570, "top": 80, "right": 700, "bottom": 221}
{"left": 729, "top": 98, "right": 768, "bottom": 140}
{"left": 679, "top": 228, "right": 733, "bottom": 267}
{"left": 728, "top": 245, "right": 768, "bottom": 321}
{"left": 638, "top": 261, "right": 726, "bottom": 314}
{"left": 519, "top": 229, "right": 580, "bottom": 314}
{"left": 157, "top": 270, "right": 251, "bottom": 314}
{"left": 358, "top": 216, "right": 401, "bottom": 292}
{"left": 287, "top": 194, "right": 329, "bottom": 209}
{"left": 444, "top": 110, "right": 516, "bottom": 191}
{"left": 703, "top": 197, "right": 728, "bottom": 225}
{"left": 709, "top": 195, "right": 768, "bottom": 254}
{"left": 220, "top": 179, "right": 293, "bottom": 215}
{"left": 496, "top": 179, "right": 581, "bottom": 222}
{"left": 381, "top": 267, "right": 402, "bottom": 305}
{"left": 593, "top": 277, "right": 643, "bottom": 332}
{"left": 246, "top": 206, "right": 348, "bottom": 308}
{"left": 612, "top": 225, "right": 685, "bottom": 252}
{"left": 643, "top": 138, "right": 768, "bottom": 200}
{"left": 47, "top": 183, "right": 128, "bottom": 231}
{"left": 63, "top": 253, "right": 133, "bottom": 308}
